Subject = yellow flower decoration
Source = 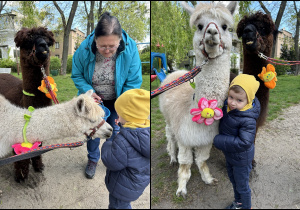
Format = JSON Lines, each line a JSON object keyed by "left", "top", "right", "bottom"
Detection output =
{"left": 38, "top": 76, "right": 58, "bottom": 99}
{"left": 258, "top": 64, "right": 277, "bottom": 89}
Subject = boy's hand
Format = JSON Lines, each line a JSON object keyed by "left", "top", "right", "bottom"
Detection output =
{"left": 115, "top": 118, "right": 120, "bottom": 126}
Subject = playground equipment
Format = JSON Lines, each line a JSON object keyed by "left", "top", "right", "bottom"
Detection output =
{"left": 151, "top": 52, "right": 168, "bottom": 83}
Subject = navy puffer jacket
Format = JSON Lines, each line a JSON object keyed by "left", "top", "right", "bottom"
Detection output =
{"left": 101, "top": 125, "right": 150, "bottom": 202}
{"left": 213, "top": 97, "right": 260, "bottom": 166}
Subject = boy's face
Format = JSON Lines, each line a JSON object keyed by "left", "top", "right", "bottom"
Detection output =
{"left": 228, "top": 89, "right": 248, "bottom": 111}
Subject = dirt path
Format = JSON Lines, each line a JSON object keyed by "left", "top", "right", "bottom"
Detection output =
{"left": 151, "top": 103, "right": 300, "bottom": 209}
{"left": 0, "top": 137, "right": 150, "bottom": 209}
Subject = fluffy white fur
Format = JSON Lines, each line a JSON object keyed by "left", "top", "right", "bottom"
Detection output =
{"left": 159, "top": 1, "right": 237, "bottom": 197}
{"left": 0, "top": 90, "right": 112, "bottom": 158}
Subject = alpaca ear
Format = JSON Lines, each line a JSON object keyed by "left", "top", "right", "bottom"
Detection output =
{"left": 76, "top": 98, "right": 85, "bottom": 115}
{"left": 76, "top": 97, "right": 90, "bottom": 116}
{"left": 181, "top": 1, "right": 194, "bottom": 15}
{"left": 226, "top": 1, "right": 237, "bottom": 15}
{"left": 86, "top": 90, "right": 93, "bottom": 97}
{"left": 14, "top": 28, "right": 28, "bottom": 48}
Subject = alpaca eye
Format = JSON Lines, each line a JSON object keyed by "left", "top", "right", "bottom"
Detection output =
{"left": 198, "top": 24, "right": 203, "bottom": 31}
{"left": 222, "top": 25, "right": 227, "bottom": 31}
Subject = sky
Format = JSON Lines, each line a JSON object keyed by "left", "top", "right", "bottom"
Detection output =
{"left": 5, "top": 1, "right": 150, "bottom": 44}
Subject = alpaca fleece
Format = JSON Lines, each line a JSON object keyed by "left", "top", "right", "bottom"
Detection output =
{"left": 159, "top": 1, "right": 237, "bottom": 197}
{"left": 0, "top": 90, "right": 112, "bottom": 158}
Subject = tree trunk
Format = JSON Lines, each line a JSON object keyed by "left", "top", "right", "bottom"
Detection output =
{"left": 90, "top": 1, "right": 95, "bottom": 32}
{"left": 97, "top": 1, "right": 103, "bottom": 22}
{"left": 294, "top": 2, "right": 300, "bottom": 75}
{"left": 53, "top": 1, "right": 78, "bottom": 75}
{"left": 259, "top": 1, "right": 286, "bottom": 58}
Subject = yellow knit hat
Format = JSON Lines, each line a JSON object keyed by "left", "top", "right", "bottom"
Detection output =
{"left": 229, "top": 74, "right": 260, "bottom": 111}
{"left": 115, "top": 89, "right": 150, "bottom": 128}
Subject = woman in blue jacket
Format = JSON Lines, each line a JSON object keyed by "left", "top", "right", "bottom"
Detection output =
{"left": 71, "top": 12, "right": 142, "bottom": 179}
{"left": 213, "top": 74, "right": 260, "bottom": 209}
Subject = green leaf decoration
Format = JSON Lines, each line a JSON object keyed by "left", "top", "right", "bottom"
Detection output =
{"left": 28, "top": 106, "right": 35, "bottom": 112}
{"left": 190, "top": 82, "right": 196, "bottom": 89}
{"left": 24, "top": 114, "right": 32, "bottom": 121}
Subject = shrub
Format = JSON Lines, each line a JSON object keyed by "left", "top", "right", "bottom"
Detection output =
{"left": 67, "top": 55, "right": 73, "bottom": 74}
{"left": 0, "top": 58, "right": 17, "bottom": 72}
{"left": 140, "top": 48, "right": 150, "bottom": 75}
{"left": 50, "top": 56, "right": 61, "bottom": 71}
{"left": 273, "top": 58, "right": 291, "bottom": 76}
{"left": 230, "top": 68, "right": 239, "bottom": 75}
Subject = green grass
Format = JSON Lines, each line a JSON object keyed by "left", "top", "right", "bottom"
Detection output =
{"left": 267, "top": 75, "right": 300, "bottom": 120}
{"left": 11, "top": 72, "right": 150, "bottom": 102}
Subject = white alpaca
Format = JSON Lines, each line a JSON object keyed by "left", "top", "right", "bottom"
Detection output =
{"left": 0, "top": 90, "right": 112, "bottom": 158}
{"left": 159, "top": 1, "right": 237, "bottom": 197}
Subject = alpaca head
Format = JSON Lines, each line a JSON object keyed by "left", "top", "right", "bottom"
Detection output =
{"left": 74, "top": 90, "right": 113, "bottom": 139}
{"left": 236, "top": 11, "right": 278, "bottom": 55}
{"left": 14, "top": 27, "right": 55, "bottom": 66}
{"left": 181, "top": 1, "right": 237, "bottom": 61}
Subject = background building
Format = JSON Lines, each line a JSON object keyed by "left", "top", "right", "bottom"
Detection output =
{"left": 52, "top": 28, "right": 85, "bottom": 59}
{"left": 274, "top": 28, "right": 294, "bottom": 58}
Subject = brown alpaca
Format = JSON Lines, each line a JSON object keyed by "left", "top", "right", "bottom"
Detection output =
{"left": 236, "top": 12, "right": 278, "bottom": 166}
{"left": 0, "top": 27, "right": 55, "bottom": 182}
{"left": 236, "top": 11, "right": 278, "bottom": 130}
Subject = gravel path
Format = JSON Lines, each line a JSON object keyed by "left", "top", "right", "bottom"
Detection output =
{"left": 151, "top": 103, "right": 300, "bottom": 209}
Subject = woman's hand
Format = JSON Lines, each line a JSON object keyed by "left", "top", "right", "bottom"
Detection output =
{"left": 92, "top": 92, "right": 102, "bottom": 103}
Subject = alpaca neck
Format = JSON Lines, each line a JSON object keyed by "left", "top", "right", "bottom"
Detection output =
{"left": 25, "top": 103, "right": 83, "bottom": 142}
{"left": 243, "top": 52, "right": 269, "bottom": 76}
{"left": 193, "top": 53, "right": 231, "bottom": 107}
{"left": 21, "top": 65, "right": 43, "bottom": 92}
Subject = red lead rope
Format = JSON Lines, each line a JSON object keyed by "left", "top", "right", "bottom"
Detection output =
{"left": 41, "top": 65, "right": 59, "bottom": 104}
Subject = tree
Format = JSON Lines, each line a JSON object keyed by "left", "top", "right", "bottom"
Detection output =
{"left": 84, "top": 1, "right": 95, "bottom": 36}
{"left": 0, "top": 1, "right": 7, "bottom": 14}
{"left": 292, "top": 1, "right": 300, "bottom": 75}
{"left": 53, "top": 1, "right": 78, "bottom": 75}
{"left": 258, "top": 1, "right": 287, "bottom": 58}
{"left": 103, "top": 1, "right": 148, "bottom": 43}
{"left": 151, "top": 1, "right": 194, "bottom": 71}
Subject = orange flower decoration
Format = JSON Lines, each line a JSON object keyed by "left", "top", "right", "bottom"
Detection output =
{"left": 38, "top": 76, "right": 58, "bottom": 99}
{"left": 258, "top": 64, "right": 277, "bottom": 89}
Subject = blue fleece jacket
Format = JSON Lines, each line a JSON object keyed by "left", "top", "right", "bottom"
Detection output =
{"left": 213, "top": 97, "right": 261, "bottom": 166}
{"left": 71, "top": 29, "right": 142, "bottom": 97}
{"left": 101, "top": 125, "right": 150, "bottom": 202}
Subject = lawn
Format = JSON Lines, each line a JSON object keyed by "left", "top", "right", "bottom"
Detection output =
{"left": 11, "top": 73, "right": 150, "bottom": 102}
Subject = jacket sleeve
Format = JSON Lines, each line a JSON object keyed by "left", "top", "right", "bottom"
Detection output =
{"left": 214, "top": 119, "right": 256, "bottom": 153}
{"left": 122, "top": 44, "right": 143, "bottom": 92}
{"left": 101, "top": 137, "right": 128, "bottom": 171}
{"left": 71, "top": 47, "right": 94, "bottom": 94}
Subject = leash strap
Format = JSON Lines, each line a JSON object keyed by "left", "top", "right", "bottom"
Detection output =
{"left": 151, "top": 60, "right": 208, "bottom": 99}
{"left": 0, "top": 141, "right": 85, "bottom": 166}
{"left": 40, "top": 65, "right": 59, "bottom": 104}
{"left": 258, "top": 52, "right": 300, "bottom": 65}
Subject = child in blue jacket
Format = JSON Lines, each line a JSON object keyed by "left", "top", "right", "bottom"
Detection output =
{"left": 101, "top": 89, "right": 150, "bottom": 209}
{"left": 214, "top": 74, "right": 260, "bottom": 209}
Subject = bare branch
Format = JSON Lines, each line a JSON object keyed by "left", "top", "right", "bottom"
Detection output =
{"left": 53, "top": 1, "right": 66, "bottom": 27}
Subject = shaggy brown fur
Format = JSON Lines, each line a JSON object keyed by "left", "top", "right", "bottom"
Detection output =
{"left": 236, "top": 12, "right": 278, "bottom": 166}
{"left": 0, "top": 27, "right": 55, "bottom": 182}
{"left": 236, "top": 11, "right": 278, "bottom": 129}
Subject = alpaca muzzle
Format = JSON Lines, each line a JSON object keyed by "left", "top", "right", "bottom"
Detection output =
{"left": 200, "top": 22, "right": 225, "bottom": 59}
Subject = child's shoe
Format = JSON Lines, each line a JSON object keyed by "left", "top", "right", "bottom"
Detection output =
{"left": 225, "top": 201, "right": 242, "bottom": 209}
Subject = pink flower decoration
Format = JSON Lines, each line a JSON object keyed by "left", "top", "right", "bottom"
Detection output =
{"left": 190, "top": 97, "right": 223, "bottom": 125}
{"left": 12, "top": 142, "right": 42, "bottom": 155}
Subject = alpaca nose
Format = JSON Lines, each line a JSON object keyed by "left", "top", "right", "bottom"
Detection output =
{"left": 206, "top": 27, "right": 218, "bottom": 36}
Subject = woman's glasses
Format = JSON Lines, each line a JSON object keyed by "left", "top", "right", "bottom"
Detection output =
{"left": 97, "top": 44, "right": 119, "bottom": 51}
